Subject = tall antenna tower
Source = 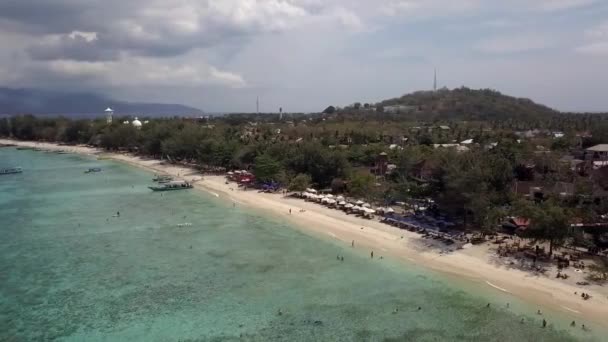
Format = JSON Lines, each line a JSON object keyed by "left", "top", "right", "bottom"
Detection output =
{"left": 256, "top": 96, "right": 259, "bottom": 114}
{"left": 433, "top": 68, "right": 437, "bottom": 92}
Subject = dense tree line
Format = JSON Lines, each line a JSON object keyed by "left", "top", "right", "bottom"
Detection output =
{"left": 2, "top": 109, "right": 608, "bottom": 252}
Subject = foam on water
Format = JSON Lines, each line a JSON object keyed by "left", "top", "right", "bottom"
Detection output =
{"left": 0, "top": 148, "right": 600, "bottom": 341}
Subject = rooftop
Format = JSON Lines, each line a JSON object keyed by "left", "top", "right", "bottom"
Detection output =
{"left": 587, "top": 144, "right": 608, "bottom": 152}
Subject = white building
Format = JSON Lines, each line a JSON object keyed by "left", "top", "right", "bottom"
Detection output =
{"left": 104, "top": 107, "right": 114, "bottom": 124}
{"left": 132, "top": 117, "right": 142, "bottom": 129}
{"left": 384, "top": 105, "right": 416, "bottom": 113}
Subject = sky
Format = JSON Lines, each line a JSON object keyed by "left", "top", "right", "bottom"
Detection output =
{"left": 1, "top": 0, "right": 608, "bottom": 113}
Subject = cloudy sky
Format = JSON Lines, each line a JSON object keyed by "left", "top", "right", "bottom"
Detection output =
{"left": 1, "top": 0, "right": 608, "bottom": 113}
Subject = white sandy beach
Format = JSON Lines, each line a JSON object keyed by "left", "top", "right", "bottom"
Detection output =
{"left": 3, "top": 138, "right": 608, "bottom": 329}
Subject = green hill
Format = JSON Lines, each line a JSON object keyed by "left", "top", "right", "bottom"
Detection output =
{"left": 376, "top": 87, "right": 559, "bottom": 121}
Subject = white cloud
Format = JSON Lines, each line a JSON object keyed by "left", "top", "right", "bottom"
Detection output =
{"left": 584, "top": 21, "right": 608, "bottom": 39}
{"left": 379, "top": 0, "right": 481, "bottom": 17}
{"left": 475, "top": 34, "right": 556, "bottom": 54}
{"left": 577, "top": 21, "right": 608, "bottom": 55}
{"left": 39, "top": 56, "right": 247, "bottom": 88}
{"left": 575, "top": 42, "right": 608, "bottom": 55}
{"left": 536, "top": 0, "right": 597, "bottom": 11}
{"left": 480, "top": 19, "right": 519, "bottom": 28}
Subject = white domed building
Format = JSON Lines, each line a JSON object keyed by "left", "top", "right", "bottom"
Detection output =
{"left": 132, "top": 117, "right": 142, "bottom": 129}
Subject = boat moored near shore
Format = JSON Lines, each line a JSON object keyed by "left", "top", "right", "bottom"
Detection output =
{"left": 85, "top": 167, "right": 102, "bottom": 174}
{"left": 152, "top": 175, "right": 174, "bottom": 183}
{"left": 0, "top": 167, "right": 23, "bottom": 175}
{"left": 149, "top": 180, "right": 193, "bottom": 191}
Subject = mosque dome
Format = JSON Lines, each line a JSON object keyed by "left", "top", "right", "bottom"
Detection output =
{"left": 132, "top": 117, "right": 142, "bottom": 128}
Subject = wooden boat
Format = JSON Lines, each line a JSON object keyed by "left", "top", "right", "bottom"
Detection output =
{"left": 152, "top": 175, "right": 173, "bottom": 183}
{"left": 1, "top": 167, "right": 23, "bottom": 175}
{"left": 149, "top": 181, "right": 193, "bottom": 191}
{"left": 84, "top": 167, "right": 102, "bottom": 173}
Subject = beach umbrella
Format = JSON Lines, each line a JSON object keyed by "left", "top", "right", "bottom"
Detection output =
{"left": 386, "top": 207, "right": 395, "bottom": 213}
{"left": 362, "top": 203, "right": 371, "bottom": 208}
{"left": 339, "top": 201, "right": 347, "bottom": 206}
{"left": 326, "top": 194, "right": 334, "bottom": 199}
{"left": 336, "top": 196, "right": 345, "bottom": 201}
{"left": 308, "top": 188, "right": 318, "bottom": 193}
{"left": 345, "top": 204, "right": 354, "bottom": 209}
{"left": 355, "top": 200, "right": 364, "bottom": 205}
{"left": 321, "top": 197, "right": 329, "bottom": 203}
{"left": 327, "top": 199, "right": 336, "bottom": 204}
{"left": 353, "top": 206, "right": 362, "bottom": 211}
{"left": 366, "top": 208, "right": 376, "bottom": 214}
{"left": 227, "top": 171, "right": 234, "bottom": 175}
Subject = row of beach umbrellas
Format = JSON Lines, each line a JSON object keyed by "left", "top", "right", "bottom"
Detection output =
{"left": 301, "top": 191, "right": 379, "bottom": 214}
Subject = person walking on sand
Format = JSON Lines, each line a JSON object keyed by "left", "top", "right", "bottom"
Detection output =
{"left": 571, "top": 321, "right": 576, "bottom": 327}
{"left": 542, "top": 319, "right": 547, "bottom": 328}
{"left": 371, "top": 251, "right": 374, "bottom": 258}
{"left": 289, "top": 208, "right": 292, "bottom": 215}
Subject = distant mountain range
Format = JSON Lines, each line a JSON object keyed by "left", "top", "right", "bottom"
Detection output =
{"left": 0, "top": 87, "right": 204, "bottom": 117}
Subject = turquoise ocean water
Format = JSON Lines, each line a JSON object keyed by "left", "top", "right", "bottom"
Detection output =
{"left": 0, "top": 148, "right": 601, "bottom": 341}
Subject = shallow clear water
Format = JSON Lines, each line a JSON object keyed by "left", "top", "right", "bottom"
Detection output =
{"left": 0, "top": 148, "right": 600, "bottom": 341}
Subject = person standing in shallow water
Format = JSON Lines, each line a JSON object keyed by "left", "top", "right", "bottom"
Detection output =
{"left": 542, "top": 319, "right": 547, "bottom": 328}
{"left": 370, "top": 251, "right": 374, "bottom": 258}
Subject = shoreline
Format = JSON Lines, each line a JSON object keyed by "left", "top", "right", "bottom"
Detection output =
{"left": 3, "top": 139, "right": 608, "bottom": 331}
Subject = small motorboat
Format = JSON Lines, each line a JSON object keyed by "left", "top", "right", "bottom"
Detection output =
{"left": 85, "top": 167, "right": 102, "bottom": 174}
{"left": 0, "top": 167, "right": 22, "bottom": 175}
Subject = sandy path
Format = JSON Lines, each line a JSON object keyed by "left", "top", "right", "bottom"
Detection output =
{"left": 3, "top": 139, "right": 607, "bottom": 329}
